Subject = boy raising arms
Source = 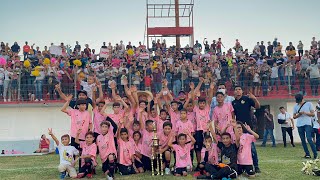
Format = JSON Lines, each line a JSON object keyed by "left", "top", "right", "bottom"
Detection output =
{"left": 61, "top": 95, "right": 92, "bottom": 149}
{"left": 48, "top": 128, "right": 79, "bottom": 179}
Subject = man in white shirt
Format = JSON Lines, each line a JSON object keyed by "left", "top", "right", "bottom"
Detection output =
{"left": 278, "top": 107, "right": 295, "bottom": 147}
{"left": 293, "top": 94, "right": 317, "bottom": 159}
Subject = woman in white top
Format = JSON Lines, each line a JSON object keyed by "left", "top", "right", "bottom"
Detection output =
{"left": 34, "top": 66, "right": 46, "bottom": 101}
{"left": 278, "top": 107, "right": 295, "bottom": 147}
{"left": 2, "top": 65, "right": 12, "bottom": 102}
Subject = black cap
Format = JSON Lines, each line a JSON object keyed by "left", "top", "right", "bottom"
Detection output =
{"left": 77, "top": 90, "right": 87, "bottom": 97}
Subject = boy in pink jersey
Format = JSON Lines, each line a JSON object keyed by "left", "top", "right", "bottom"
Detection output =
{"left": 192, "top": 97, "right": 211, "bottom": 169}
{"left": 234, "top": 121, "right": 259, "bottom": 178}
{"left": 166, "top": 100, "right": 181, "bottom": 130}
{"left": 100, "top": 98, "right": 128, "bottom": 125}
{"left": 92, "top": 99, "right": 117, "bottom": 142}
{"left": 133, "top": 131, "right": 144, "bottom": 173}
{"left": 139, "top": 119, "right": 154, "bottom": 171}
{"left": 116, "top": 121, "right": 137, "bottom": 175}
{"left": 75, "top": 131, "right": 97, "bottom": 178}
{"left": 186, "top": 101, "right": 197, "bottom": 132}
{"left": 128, "top": 120, "right": 141, "bottom": 138}
{"left": 197, "top": 135, "right": 219, "bottom": 178}
{"left": 158, "top": 121, "right": 174, "bottom": 175}
{"left": 96, "top": 121, "right": 117, "bottom": 180}
{"left": 61, "top": 95, "right": 92, "bottom": 150}
{"left": 156, "top": 109, "right": 169, "bottom": 133}
{"left": 176, "top": 109, "right": 195, "bottom": 164}
{"left": 212, "top": 92, "right": 235, "bottom": 142}
{"left": 137, "top": 101, "right": 148, "bottom": 124}
{"left": 169, "top": 132, "right": 196, "bottom": 176}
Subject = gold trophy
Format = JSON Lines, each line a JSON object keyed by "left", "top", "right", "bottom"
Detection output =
{"left": 151, "top": 122, "right": 163, "bottom": 176}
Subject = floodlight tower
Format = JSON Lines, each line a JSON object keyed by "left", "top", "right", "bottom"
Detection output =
{"left": 146, "top": 0, "right": 194, "bottom": 48}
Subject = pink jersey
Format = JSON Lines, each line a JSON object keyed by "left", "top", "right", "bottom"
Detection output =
{"left": 140, "top": 129, "right": 153, "bottom": 158}
{"left": 134, "top": 141, "right": 142, "bottom": 155}
{"left": 80, "top": 142, "right": 97, "bottom": 166}
{"left": 200, "top": 143, "right": 218, "bottom": 165}
{"left": 172, "top": 143, "right": 192, "bottom": 168}
{"left": 93, "top": 108, "right": 105, "bottom": 134}
{"left": 187, "top": 111, "right": 196, "bottom": 131}
{"left": 118, "top": 138, "right": 135, "bottom": 166}
{"left": 237, "top": 133, "right": 256, "bottom": 165}
{"left": 169, "top": 108, "right": 180, "bottom": 130}
{"left": 157, "top": 119, "right": 169, "bottom": 133}
{"left": 67, "top": 109, "right": 92, "bottom": 140}
{"left": 176, "top": 119, "right": 195, "bottom": 142}
{"left": 96, "top": 130, "right": 117, "bottom": 163}
{"left": 107, "top": 112, "right": 123, "bottom": 125}
{"left": 212, "top": 103, "right": 235, "bottom": 140}
{"left": 194, "top": 106, "right": 210, "bottom": 132}
{"left": 158, "top": 132, "right": 171, "bottom": 150}
{"left": 136, "top": 110, "right": 148, "bottom": 124}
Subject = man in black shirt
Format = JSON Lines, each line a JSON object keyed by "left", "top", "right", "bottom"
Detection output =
{"left": 232, "top": 86, "right": 261, "bottom": 173}
{"left": 267, "top": 41, "right": 274, "bottom": 57}
{"left": 259, "top": 41, "right": 266, "bottom": 57}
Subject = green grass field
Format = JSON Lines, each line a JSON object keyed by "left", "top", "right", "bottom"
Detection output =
{"left": 0, "top": 144, "right": 319, "bottom": 180}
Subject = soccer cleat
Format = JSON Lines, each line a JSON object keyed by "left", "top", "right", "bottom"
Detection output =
{"left": 59, "top": 172, "right": 66, "bottom": 179}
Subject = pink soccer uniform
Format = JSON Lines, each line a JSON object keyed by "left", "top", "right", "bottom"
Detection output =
{"left": 80, "top": 142, "right": 97, "bottom": 167}
{"left": 169, "top": 108, "right": 180, "bottom": 130}
{"left": 187, "top": 111, "right": 196, "bottom": 132}
{"left": 194, "top": 106, "right": 210, "bottom": 132}
{"left": 172, "top": 143, "right": 192, "bottom": 168}
{"left": 176, "top": 120, "right": 195, "bottom": 142}
{"left": 107, "top": 112, "right": 124, "bottom": 125}
{"left": 67, "top": 109, "right": 92, "bottom": 140}
{"left": 96, "top": 129, "right": 116, "bottom": 163}
{"left": 118, "top": 139, "right": 135, "bottom": 166}
{"left": 237, "top": 133, "right": 256, "bottom": 165}
{"left": 93, "top": 108, "right": 106, "bottom": 135}
{"left": 212, "top": 103, "right": 235, "bottom": 141}
{"left": 200, "top": 143, "right": 219, "bottom": 165}
{"left": 140, "top": 129, "right": 153, "bottom": 158}
{"left": 158, "top": 132, "right": 170, "bottom": 150}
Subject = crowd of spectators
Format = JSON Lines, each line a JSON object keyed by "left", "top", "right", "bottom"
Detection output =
{"left": 0, "top": 37, "right": 319, "bottom": 102}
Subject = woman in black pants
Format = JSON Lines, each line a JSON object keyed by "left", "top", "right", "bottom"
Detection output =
{"left": 278, "top": 107, "right": 295, "bottom": 147}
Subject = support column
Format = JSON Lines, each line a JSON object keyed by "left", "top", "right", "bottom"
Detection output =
{"left": 175, "top": 0, "right": 180, "bottom": 48}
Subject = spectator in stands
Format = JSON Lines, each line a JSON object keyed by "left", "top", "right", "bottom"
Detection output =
{"left": 297, "top": 41, "right": 304, "bottom": 59}
{"left": 34, "top": 134, "right": 50, "bottom": 153}
{"left": 23, "top": 41, "right": 30, "bottom": 60}
{"left": 10, "top": 42, "right": 20, "bottom": 54}
{"left": 267, "top": 41, "right": 274, "bottom": 57}
{"left": 307, "top": 59, "right": 320, "bottom": 96}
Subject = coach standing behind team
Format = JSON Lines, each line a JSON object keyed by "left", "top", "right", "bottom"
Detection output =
{"left": 232, "top": 86, "right": 261, "bottom": 173}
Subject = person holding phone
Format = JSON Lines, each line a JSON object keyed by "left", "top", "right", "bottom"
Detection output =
{"left": 34, "top": 134, "right": 50, "bottom": 153}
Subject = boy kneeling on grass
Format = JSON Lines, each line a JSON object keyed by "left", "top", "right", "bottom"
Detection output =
{"left": 48, "top": 128, "right": 79, "bottom": 179}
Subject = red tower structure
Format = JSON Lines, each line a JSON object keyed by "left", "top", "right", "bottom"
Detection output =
{"left": 146, "top": 0, "right": 194, "bottom": 48}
